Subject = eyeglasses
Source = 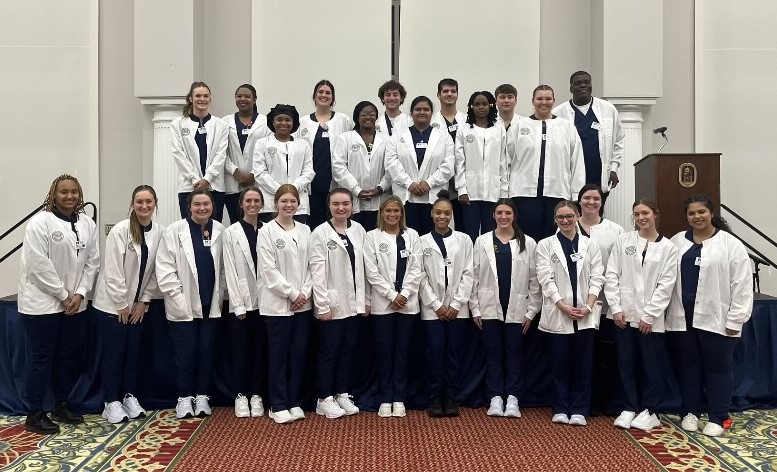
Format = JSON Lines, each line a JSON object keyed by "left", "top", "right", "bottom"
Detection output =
{"left": 359, "top": 112, "right": 378, "bottom": 118}
{"left": 555, "top": 214, "right": 576, "bottom": 221}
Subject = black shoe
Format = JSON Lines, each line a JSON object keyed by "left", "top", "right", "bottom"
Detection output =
{"left": 443, "top": 396, "right": 459, "bottom": 417}
{"left": 25, "top": 411, "right": 60, "bottom": 435}
{"left": 428, "top": 396, "right": 445, "bottom": 418}
{"left": 51, "top": 402, "right": 84, "bottom": 424}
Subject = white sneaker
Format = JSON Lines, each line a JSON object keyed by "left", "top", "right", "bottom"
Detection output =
{"left": 552, "top": 413, "right": 570, "bottom": 424}
{"left": 194, "top": 395, "right": 211, "bottom": 417}
{"left": 176, "top": 396, "right": 195, "bottom": 419}
{"left": 392, "top": 402, "right": 406, "bottom": 418}
{"left": 102, "top": 401, "right": 129, "bottom": 424}
{"left": 122, "top": 394, "right": 146, "bottom": 419}
{"left": 316, "top": 396, "right": 345, "bottom": 419}
{"left": 289, "top": 407, "right": 305, "bottom": 421}
{"left": 269, "top": 409, "right": 294, "bottom": 424}
{"left": 335, "top": 393, "right": 359, "bottom": 415}
{"left": 702, "top": 421, "right": 724, "bottom": 437}
{"left": 631, "top": 410, "right": 660, "bottom": 431}
{"left": 681, "top": 413, "right": 699, "bottom": 432}
{"left": 569, "top": 414, "right": 587, "bottom": 426}
{"left": 487, "top": 396, "right": 504, "bottom": 417}
{"left": 378, "top": 403, "right": 393, "bottom": 418}
{"left": 613, "top": 410, "right": 636, "bottom": 429}
{"left": 234, "top": 394, "right": 250, "bottom": 418}
{"left": 504, "top": 395, "right": 521, "bottom": 418}
{"left": 249, "top": 395, "right": 264, "bottom": 417}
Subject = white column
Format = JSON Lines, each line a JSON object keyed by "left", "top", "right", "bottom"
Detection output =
{"left": 141, "top": 98, "right": 185, "bottom": 228}
{"left": 604, "top": 99, "right": 656, "bottom": 230}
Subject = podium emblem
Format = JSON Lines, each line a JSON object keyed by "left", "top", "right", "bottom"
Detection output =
{"left": 678, "top": 163, "right": 697, "bottom": 188}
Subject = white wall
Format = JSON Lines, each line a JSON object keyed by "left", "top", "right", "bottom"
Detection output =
{"left": 0, "top": 0, "right": 99, "bottom": 297}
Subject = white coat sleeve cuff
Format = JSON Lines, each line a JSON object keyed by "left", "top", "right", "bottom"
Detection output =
{"left": 450, "top": 300, "right": 463, "bottom": 312}
{"left": 57, "top": 289, "right": 69, "bottom": 301}
{"left": 525, "top": 311, "right": 536, "bottom": 321}
{"left": 725, "top": 320, "right": 744, "bottom": 332}
{"left": 609, "top": 304, "right": 623, "bottom": 315}
{"left": 288, "top": 288, "right": 300, "bottom": 302}
{"left": 75, "top": 288, "right": 88, "bottom": 298}
{"left": 400, "top": 289, "right": 411, "bottom": 299}
{"left": 233, "top": 306, "right": 247, "bottom": 316}
{"left": 550, "top": 293, "right": 563, "bottom": 305}
{"left": 429, "top": 300, "right": 443, "bottom": 312}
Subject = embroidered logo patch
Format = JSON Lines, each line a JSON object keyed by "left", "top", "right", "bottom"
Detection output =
{"left": 423, "top": 248, "right": 433, "bottom": 258}
{"left": 52, "top": 231, "right": 64, "bottom": 242}
{"left": 181, "top": 128, "right": 190, "bottom": 137}
{"left": 275, "top": 239, "right": 285, "bottom": 249}
{"left": 301, "top": 128, "right": 309, "bottom": 136}
{"left": 267, "top": 147, "right": 277, "bottom": 157}
{"left": 520, "top": 128, "right": 530, "bottom": 135}
{"left": 351, "top": 143, "right": 360, "bottom": 153}
{"left": 376, "top": 124, "right": 382, "bottom": 132}
{"left": 432, "top": 122, "right": 440, "bottom": 129}
{"left": 399, "top": 137, "right": 405, "bottom": 143}
{"left": 625, "top": 246, "right": 637, "bottom": 255}
{"left": 551, "top": 253, "right": 560, "bottom": 263}
{"left": 379, "top": 243, "right": 389, "bottom": 253}
{"left": 128, "top": 242, "right": 136, "bottom": 252}
{"left": 327, "top": 240, "right": 338, "bottom": 250}
{"left": 466, "top": 134, "right": 475, "bottom": 143}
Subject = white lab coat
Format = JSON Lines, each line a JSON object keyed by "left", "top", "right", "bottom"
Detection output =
{"left": 470, "top": 232, "right": 542, "bottom": 323}
{"left": 666, "top": 230, "right": 753, "bottom": 337}
{"left": 155, "top": 219, "right": 226, "bottom": 321}
{"left": 223, "top": 221, "right": 265, "bottom": 316}
{"left": 93, "top": 219, "right": 164, "bottom": 314}
{"left": 310, "top": 221, "right": 368, "bottom": 319}
{"left": 581, "top": 218, "right": 625, "bottom": 313}
{"left": 553, "top": 98, "right": 625, "bottom": 189}
{"left": 417, "top": 231, "right": 474, "bottom": 321}
{"left": 506, "top": 116, "right": 585, "bottom": 200}
{"left": 363, "top": 228, "right": 423, "bottom": 315}
{"left": 385, "top": 126, "right": 455, "bottom": 205}
{"left": 331, "top": 131, "right": 391, "bottom": 213}
{"left": 454, "top": 124, "right": 508, "bottom": 202}
{"left": 604, "top": 231, "right": 678, "bottom": 332}
{"left": 535, "top": 234, "right": 605, "bottom": 333}
{"left": 258, "top": 220, "right": 313, "bottom": 316}
{"left": 222, "top": 113, "right": 271, "bottom": 194}
{"left": 295, "top": 112, "right": 354, "bottom": 159}
{"left": 496, "top": 114, "right": 523, "bottom": 130}
{"left": 252, "top": 135, "right": 315, "bottom": 215}
{"left": 431, "top": 111, "right": 468, "bottom": 138}
{"left": 170, "top": 115, "right": 230, "bottom": 193}
{"left": 376, "top": 111, "right": 411, "bottom": 140}
{"left": 18, "top": 212, "right": 100, "bottom": 315}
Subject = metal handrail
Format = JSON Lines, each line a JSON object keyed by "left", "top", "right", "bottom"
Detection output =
{"left": 721, "top": 204, "right": 777, "bottom": 251}
{"left": 0, "top": 204, "right": 44, "bottom": 242}
{"left": 721, "top": 204, "right": 775, "bottom": 294}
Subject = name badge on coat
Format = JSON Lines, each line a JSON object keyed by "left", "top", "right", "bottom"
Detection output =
{"left": 322, "top": 132, "right": 330, "bottom": 138}
{"left": 570, "top": 252, "right": 584, "bottom": 262}
{"left": 198, "top": 127, "right": 207, "bottom": 134}
{"left": 416, "top": 142, "right": 428, "bottom": 149}
{"left": 591, "top": 122, "right": 602, "bottom": 131}
{"left": 448, "top": 124, "right": 458, "bottom": 133}
{"left": 695, "top": 256, "right": 701, "bottom": 266}
{"left": 444, "top": 256, "right": 452, "bottom": 266}
{"left": 203, "top": 239, "right": 212, "bottom": 247}
{"left": 241, "top": 128, "right": 251, "bottom": 135}
{"left": 399, "top": 249, "right": 409, "bottom": 258}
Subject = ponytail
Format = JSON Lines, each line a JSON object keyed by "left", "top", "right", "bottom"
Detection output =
{"left": 129, "top": 209, "right": 143, "bottom": 245}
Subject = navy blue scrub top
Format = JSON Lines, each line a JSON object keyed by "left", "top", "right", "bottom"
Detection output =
{"left": 239, "top": 219, "right": 261, "bottom": 274}
{"left": 329, "top": 221, "right": 356, "bottom": 287}
{"left": 443, "top": 116, "right": 459, "bottom": 142}
{"left": 431, "top": 229, "right": 452, "bottom": 289}
{"left": 572, "top": 101, "right": 602, "bottom": 187}
{"left": 557, "top": 232, "right": 580, "bottom": 307}
{"left": 133, "top": 222, "right": 152, "bottom": 304}
{"left": 235, "top": 112, "right": 259, "bottom": 153}
{"left": 410, "top": 126, "right": 433, "bottom": 170}
{"left": 190, "top": 114, "right": 211, "bottom": 176}
{"left": 493, "top": 234, "right": 512, "bottom": 315}
{"left": 188, "top": 217, "right": 216, "bottom": 311}
{"left": 680, "top": 230, "right": 717, "bottom": 322}
{"left": 395, "top": 231, "right": 408, "bottom": 292}
{"left": 311, "top": 112, "right": 335, "bottom": 193}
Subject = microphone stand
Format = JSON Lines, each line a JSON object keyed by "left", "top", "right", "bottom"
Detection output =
{"left": 657, "top": 132, "right": 668, "bottom": 153}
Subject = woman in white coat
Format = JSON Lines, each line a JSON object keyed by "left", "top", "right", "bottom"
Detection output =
{"left": 385, "top": 96, "right": 455, "bottom": 235}
{"left": 254, "top": 104, "right": 314, "bottom": 224}
{"left": 666, "top": 194, "right": 753, "bottom": 437}
{"left": 471, "top": 198, "right": 541, "bottom": 418}
{"left": 363, "top": 196, "right": 423, "bottom": 417}
{"left": 455, "top": 91, "right": 508, "bottom": 242}
{"left": 310, "top": 188, "right": 368, "bottom": 419}
{"left": 156, "top": 188, "right": 225, "bottom": 419}
{"left": 418, "top": 190, "right": 474, "bottom": 418}
{"left": 534, "top": 200, "right": 604, "bottom": 426}
{"left": 605, "top": 199, "right": 678, "bottom": 431}
{"left": 93, "top": 185, "right": 163, "bottom": 424}
{"left": 222, "top": 84, "right": 270, "bottom": 224}
{"left": 507, "top": 85, "right": 585, "bottom": 242}
{"left": 170, "top": 81, "right": 229, "bottom": 222}
{"left": 223, "top": 187, "right": 267, "bottom": 418}
{"left": 295, "top": 80, "right": 354, "bottom": 229}
{"left": 18, "top": 174, "right": 99, "bottom": 435}
{"left": 259, "top": 184, "right": 313, "bottom": 424}
{"left": 332, "top": 101, "right": 390, "bottom": 232}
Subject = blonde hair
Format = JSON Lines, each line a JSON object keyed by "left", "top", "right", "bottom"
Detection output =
{"left": 129, "top": 185, "right": 157, "bottom": 245}
{"left": 377, "top": 196, "right": 407, "bottom": 232}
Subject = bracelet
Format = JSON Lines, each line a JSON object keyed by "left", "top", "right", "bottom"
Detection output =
{"left": 585, "top": 304, "right": 593, "bottom": 312}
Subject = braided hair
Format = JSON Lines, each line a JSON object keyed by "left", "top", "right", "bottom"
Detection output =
{"left": 43, "top": 174, "right": 85, "bottom": 214}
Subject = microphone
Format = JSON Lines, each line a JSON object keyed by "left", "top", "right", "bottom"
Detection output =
{"left": 653, "top": 126, "right": 667, "bottom": 134}
{"left": 654, "top": 126, "right": 669, "bottom": 153}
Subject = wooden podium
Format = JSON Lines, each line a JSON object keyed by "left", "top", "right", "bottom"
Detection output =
{"left": 634, "top": 153, "right": 721, "bottom": 237}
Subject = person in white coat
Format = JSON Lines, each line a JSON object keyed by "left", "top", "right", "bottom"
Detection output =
{"left": 534, "top": 200, "right": 604, "bottom": 426}
{"left": 418, "top": 190, "right": 474, "bottom": 418}
{"left": 494, "top": 84, "right": 520, "bottom": 130}
{"left": 310, "top": 188, "right": 368, "bottom": 419}
{"left": 331, "top": 101, "right": 389, "bottom": 232}
{"left": 259, "top": 184, "right": 314, "bottom": 424}
{"left": 385, "top": 96, "right": 455, "bottom": 235}
{"left": 471, "top": 198, "right": 541, "bottom": 418}
{"left": 222, "top": 84, "right": 271, "bottom": 224}
{"left": 507, "top": 85, "right": 585, "bottom": 242}
{"left": 376, "top": 79, "right": 412, "bottom": 140}
{"left": 455, "top": 91, "right": 508, "bottom": 242}
{"left": 170, "top": 81, "right": 229, "bottom": 222}
{"left": 253, "top": 104, "right": 314, "bottom": 224}
{"left": 155, "top": 189, "right": 226, "bottom": 419}
{"left": 223, "top": 187, "right": 267, "bottom": 418}
{"left": 363, "top": 196, "right": 423, "bottom": 418}
{"left": 18, "top": 174, "right": 99, "bottom": 435}
{"left": 295, "top": 80, "right": 354, "bottom": 229}
{"left": 666, "top": 195, "right": 753, "bottom": 437}
{"left": 552, "top": 71, "right": 624, "bottom": 207}
{"left": 432, "top": 78, "right": 467, "bottom": 233}
{"left": 93, "top": 185, "right": 163, "bottom": 424}
{"left": 605, "top": 199, "right": 678, "bottom": 431}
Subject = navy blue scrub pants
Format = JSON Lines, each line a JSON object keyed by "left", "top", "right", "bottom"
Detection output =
{"left": 224, "top": 192, "right": 240, "bottom": 225}
{"left": 481, "top": 319, "right": 524, "bottom": 399}
{"left": 372, "top": 313, "right": 416, "bottom": 403}
{"left": 423, "top": 318, "right": 468, "bottom": 400}
{"left": 315, "top": 316, "right": 360, "bottom": 399}
{"left": 404, "top": 202, "right": 434, "bottom": 235}
{"left": 226, "top": 310, "right": 266, "bottom": 398}
{"left": 613, "top": 325, "right": 665, "bottom": 413}
{"left": 461, "top": 200, "right": 496, "bottom": 243}
{"left": 512, "top": 196, "right": 563, "bottom": 243}
{"left": 264, "top": 311, "right": 312, "bottom": 412}
{"left": 96, "top": 309, "right": 144, "bottom": 403}
{"left": 450, "top": 197, "right": 464, "bottom": 236}
{"left": 352, "top": 210, "right": 378, "bottom": 232}
{"left": 308, "top": 190, "right": 329, "bottom": 231}
{"left": 178, "top": 191, "right": 226, "bottom": 223}
{"left": 23, "top": 312, "right": 79, "bottom": 411}
{"left": 167, "top": 310, "right": 218, "bottom": 398}
{"left": 548, "top": 326, "right": 595, "bottom": 416}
